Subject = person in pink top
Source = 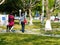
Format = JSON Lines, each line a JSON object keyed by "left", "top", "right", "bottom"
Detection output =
{"left": 6, "top": 13, "right": 14, "bottom": 32}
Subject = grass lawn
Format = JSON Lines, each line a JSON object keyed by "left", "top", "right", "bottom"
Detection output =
{"left": 0, "top": 19, "right": 41, "bottom": 30}
{"left": 14, "top": 19, "right": 41, "bottom": 30}
{"left": 0, "top": 20, "right": 60, "bottom": 30}
{"left": 0, "top": 20, "right": 60, "bottom": 35}
{"left": 0, "top": 33, "right": 60, "bottom": 45}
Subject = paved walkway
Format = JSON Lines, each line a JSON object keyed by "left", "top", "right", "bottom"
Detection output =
{"left": 0, "top": 30, "right": 40, "bottom": 34}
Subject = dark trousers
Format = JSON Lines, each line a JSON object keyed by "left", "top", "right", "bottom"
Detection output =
{"left": 6, "top": 26, "right": 12, "bottom": 32}
{"left": 21, "top": 22, "right": 25, "bottom": 33}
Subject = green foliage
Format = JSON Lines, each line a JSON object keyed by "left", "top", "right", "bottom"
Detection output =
{"left": 0, "top": 0, "right": 60, "bottom": 15}
{"left": 0, "top": 0, "right": 42, "bottom": 13}
{"left": 33, "top": 0, "right": 42, "bottom": 12}
{"left": 0, "top": 0, "right": 22, "bottom": 13}
{"left": 48, "top": 0, "right": 55, "bottom": 9}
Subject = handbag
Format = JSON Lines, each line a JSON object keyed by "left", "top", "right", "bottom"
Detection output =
{"left": 24, "top": 18, "right": 27, "bottom": 24}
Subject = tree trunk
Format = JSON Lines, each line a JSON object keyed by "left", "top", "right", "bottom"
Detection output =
{"left": 29, "top": 8, "right": 33, "bottom": 25}
{"left": 0, "top": 0, "right": 5, "bottom": 5}
{"left": 45, "top": 0, "right": 52, "bottom": 30}
{"left": 25, "top": 11, "right": 27, "bottom": 18}
{"left": 41, "top": 0, "right": 44, "bottom": 24}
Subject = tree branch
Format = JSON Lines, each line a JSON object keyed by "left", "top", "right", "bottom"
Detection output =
{"left": 0, "top": 0, "right": 5, "bottom": 5}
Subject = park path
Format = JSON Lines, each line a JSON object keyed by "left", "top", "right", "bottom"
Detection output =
{"left": 0, "top": 29, "right": 40, "bottom": 34}
{"left": 0, "top": 29, "right": 60, "bottom": 37}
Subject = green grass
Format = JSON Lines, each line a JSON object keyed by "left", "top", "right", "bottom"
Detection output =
{"left": 0, "top": 20, "right": 60, "bottom": 30}
{"left": 0, "top": 33, "right": 60, "bottom": 45}
{"left": 0, "top": 19, "right": 41, "bottom": 30}
{"left": 0, "top": 20, "right": 60, "bottom": 35}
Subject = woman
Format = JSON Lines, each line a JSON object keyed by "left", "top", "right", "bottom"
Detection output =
{"left": 6, "top": 13, "right": 14, "bottom": 32}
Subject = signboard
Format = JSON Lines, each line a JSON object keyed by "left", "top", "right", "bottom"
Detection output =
{"left": 0, "top": 15, "right": 8, "bottom": 26}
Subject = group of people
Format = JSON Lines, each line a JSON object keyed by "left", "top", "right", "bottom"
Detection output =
{"left": 7, "top": 11, "right": 27, "bottom": 33}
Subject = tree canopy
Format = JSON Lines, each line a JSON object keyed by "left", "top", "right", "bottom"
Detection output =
{"left": 0, "top": 0, "right": 60, "bottom": 15}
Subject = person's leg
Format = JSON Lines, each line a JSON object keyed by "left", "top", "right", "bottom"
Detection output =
{"left": 6, "top": 26, "right": 9, "bottom": 32}
{"left": 9, "top": 26, "right": 12, "bottom": 32}
{"left": 21, "top": 22, "right": 25, "bottom": 33}
{"left": 6, "top": 26, "right": 11, "bottom": 32}
{"left": 22, "top": 23, "right": 25, "bottom": 33}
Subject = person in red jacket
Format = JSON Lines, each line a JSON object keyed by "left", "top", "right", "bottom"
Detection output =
{"left": 6, "top": 13, "right": 14, "bottom": 32}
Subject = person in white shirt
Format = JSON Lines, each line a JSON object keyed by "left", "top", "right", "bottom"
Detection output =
{"left": 20, "top": 11, "right": 25, "bottom": 33}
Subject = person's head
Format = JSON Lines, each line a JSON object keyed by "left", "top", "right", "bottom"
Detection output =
{"left": 9, "top": 12, "right": 14, "bottom": 15}
{"left": 10, "top": 13, "right": 12, "bottom": 15}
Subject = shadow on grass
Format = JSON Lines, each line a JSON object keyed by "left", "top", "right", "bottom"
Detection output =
{"left": 0, "top": 38, "right": 8, "bottom": 45}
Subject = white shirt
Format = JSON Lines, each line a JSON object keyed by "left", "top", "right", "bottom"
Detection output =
{"left": 20, "top": 16, "right": 24, "bottom": 22}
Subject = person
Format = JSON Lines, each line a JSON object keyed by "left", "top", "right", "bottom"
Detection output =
{"left": 6, "top": 13, "right": 14, "bottom": 32}
{"left": 20, "top": 11, "right": 26, "bottom": 33}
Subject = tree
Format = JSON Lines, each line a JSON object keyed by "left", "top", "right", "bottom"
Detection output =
{"left": 0, "top": 0, "right": 21, "bottom": 13}
{"left": 0, "top": 0, "right": 5, "bottom": 5}
{"left": 45, "top": 0, "right": 60, "bottom": 30}
{"left": 45, "top": 0, "right": 52, "bottom": 31}
{"left": 40, "top": 0, "right": 44, "bottom": 24}
{"left": 20, "top": 0, "right": 41, "bottom": 25}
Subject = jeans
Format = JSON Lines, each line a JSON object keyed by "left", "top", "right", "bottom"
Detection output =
{"left": 21, "top": 22, "right": 25, "bottom": 33}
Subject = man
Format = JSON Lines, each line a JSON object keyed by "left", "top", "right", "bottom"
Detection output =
{"left": 20, "top": 11, "right": 25, "bottom": 33}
